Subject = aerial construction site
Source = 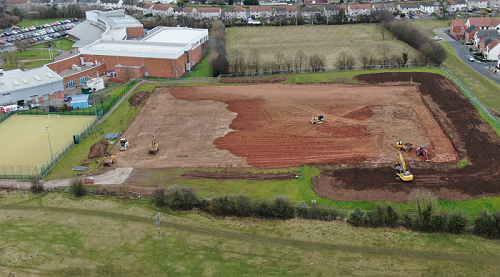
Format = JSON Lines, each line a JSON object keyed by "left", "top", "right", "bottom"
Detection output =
{"left": 114, "top": 72, "right": 500, "bottom": 203}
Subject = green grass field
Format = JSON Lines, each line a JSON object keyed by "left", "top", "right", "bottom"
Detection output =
{"left": 0, "top": 115, "right": 95, "bottom": 175}
{"left": 226, "top": 24, "right": 419, "bottom": 69}
{"left": 1, "top": 59, "right": 53, "bottom": 70}
{"left": 1, "top": 192, "right": 499, "bottom": 276}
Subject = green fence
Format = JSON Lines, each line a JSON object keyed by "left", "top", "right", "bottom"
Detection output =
{"left": 0, "top": 80, "right": 138, "bottom": 179}
{"left": 440, "top": 65, "right": 500, "bottom": 130}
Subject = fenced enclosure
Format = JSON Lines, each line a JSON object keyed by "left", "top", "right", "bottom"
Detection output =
{"left": 0, "top": 115, "right": 97, "bottom": 179}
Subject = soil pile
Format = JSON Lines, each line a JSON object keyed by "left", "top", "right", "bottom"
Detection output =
{"left": 88, "top": 140, "right": 109, "bottom": 159}
{"left": 129, "top": 91, "right": 149, "bottom": 106}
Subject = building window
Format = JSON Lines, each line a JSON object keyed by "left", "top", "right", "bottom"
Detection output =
{"left": 78, "top": 76, "right": 87, "bottom": 84}
{"left": 66, "top": 80, "right": 76, "bottom": 88}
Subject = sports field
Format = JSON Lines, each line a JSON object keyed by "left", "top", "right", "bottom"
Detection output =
{"left": 0, "top": 115, "right": 95, "bottom": 175}
{"left": 226, "top": 25, "right": 419, "bottom": 69}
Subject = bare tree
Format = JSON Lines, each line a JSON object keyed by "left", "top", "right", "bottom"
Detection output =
{"left": 336, "top": 52, "right": 355, "bottom": 70}
{"left": 309, "top": 54, "right": 325, "bottom": 72}
{"left": 377, "top": 44, "right": 391, "bottom": 66}
{"left": 376, "top": 24, "right": 386, "bottom": 40}
{"left": 359, "top": 51, "right": 372, "bottom": 69}
{"left": 274, "top": 52, "right": 285, "bottom": 72}
{"left": 248, "top": 50, "right": 261, "bottom": 73}
{"left": 294, "top": 50, "right": 307, "bottom": 72}
{"left": 285, "top": 57, "right": 293, "bottom": 73}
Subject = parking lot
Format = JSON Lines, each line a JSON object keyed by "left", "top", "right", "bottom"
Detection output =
{"left": 0, "top": 18, "right": 80, "bottom": 50}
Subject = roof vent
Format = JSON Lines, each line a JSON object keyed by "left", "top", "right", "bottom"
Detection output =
{"left": 13, "top": 80, "right": 20, "bottom": 86}
{"left": 34, "top": 76, "right": 42, "bottom": 81}
{"left": 22, "top": 78, "right": 29, "bottom": 84}
{"left": 46, "top": 72, "right": 53, "bottom": 78}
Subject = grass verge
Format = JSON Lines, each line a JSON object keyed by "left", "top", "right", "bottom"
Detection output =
{"left": 1, "top": 192, "right": 499, "bottom": 276}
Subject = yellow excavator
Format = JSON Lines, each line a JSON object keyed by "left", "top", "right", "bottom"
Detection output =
{"left": 311, "top": 114, "right": 325, "bottom": 124}
{"left": 396, "top": 140, "right": 412, "bottom": 152}
{"left": 395, "top": 151, "right": 413, "bottom": 181}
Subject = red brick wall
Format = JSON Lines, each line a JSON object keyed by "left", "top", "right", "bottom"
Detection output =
{"left": 126, "top": 27, "right": 144, "bottom": 38}
{"left": 451, "top": 26, "right": 466, "bottom": 39}
{"left": 49, "top": 91, "right": 65, "bottom": 100}
{"left": 62, "top": 64, "right": 106, "bottom": 88}
{"left": 46, "top": 55, "right": 82, "bottom": 73}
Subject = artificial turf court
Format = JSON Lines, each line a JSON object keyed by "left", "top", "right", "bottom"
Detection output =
{"left": 0, "top": 114, "right": 95, "bottom": 176}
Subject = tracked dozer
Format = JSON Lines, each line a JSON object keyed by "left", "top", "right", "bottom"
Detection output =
{"left": 395, "top": 151, "right": 413, "bottom": 182}
{"left": 396, "top": 140, "right": 412, "bottom": 152}
{"left": 149, "top": 140, "right": 159, "bottom": 154}
{"left": 311, "top": 114, "right": 325, "bottom": 124}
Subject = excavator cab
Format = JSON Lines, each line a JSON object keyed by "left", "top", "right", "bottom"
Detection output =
{"left": 396, "top": 151, "right": 413, "bottom": 182}
{"left": 396, "top": 140, "right": 412, "bottom": 152}
{"left": 416, "top": 145, "right": 428, "bottom": 156}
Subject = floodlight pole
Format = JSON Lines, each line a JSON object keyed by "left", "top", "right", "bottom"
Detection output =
{"left": 155, "top": 212, "right": 162, "bottom": 246}
{"left": 92, "top": 88, "right": 97, "bottom": 120}
{"left": 44, "top": 127, "right": 55, "bottom": 169}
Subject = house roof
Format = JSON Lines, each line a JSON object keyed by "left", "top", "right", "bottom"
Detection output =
{"left": 487, "top": 38, "right": 500, "bottom": 50}
{"left": 300, "top": 6, "right": 322, "bottom": 12}
{"left": 173, "top": 7, "right": 183, "bottom": 12}
{"left": 349, "top": 4, "right": 371, "bottom": 9}
{"left": 491, "top": 18, "right": 500, "bottom": 27}
{"left": 152, "top": 5, "right": 172, "bottom": 11}
{"left": 447, "top": 1, "right": 457, "bottom": 5}
{"left": 399, "top": 4, "right": 420, "bottom": 8}
{"left": 456, "top": 0, "right": 466, "bottom": 4}
{"left": 143, "top": 3, "right": 153, "bottom": 9}
{"left": 183, "top": 7, "right": 195, "bottom": 12}
{"left": 198, "top": 7, "right": 221, "bottom": 12}
{"left": 466, "top": 24, "right": 477, "bottom": 33}
{"left": 451, "top": 19, "right": 466, "bottom": 27}
{"left": 372, "top": 3, "right": 394, "bottom": 9}
{"left": 476, "top": 29, "right": 499, "bottom": 38}
{"left": 468, "top": 17, "right": 491, "bottom": 27}
{"left": 249, "top": 6, "right": 272, "bottom": 11}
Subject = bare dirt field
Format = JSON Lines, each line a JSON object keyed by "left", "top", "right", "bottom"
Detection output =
{"left": 112, "top": 72, "right": 500, "bottom": 201}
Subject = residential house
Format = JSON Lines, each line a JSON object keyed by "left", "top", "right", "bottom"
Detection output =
{"left": 223, "top": 6, "right": 247, "bottom": 20}
{"left": 465, "top": 24, "right": 479, "bottom": 43}
{"left": 198, "top": 7, "right": 221, "bottom": 19}
{"left": 484, "top": 38, "right": 500, "bottom": 60}
{"left": 456, "top": 0, "right": 467, "bottom": 11}
{"left": 397, "top": 3, "right": 421, "bottom": 15}
{"left": 53, "top": 0, "right": 76, "bottom": 5}
{"left": 305, "top": 0, "right": 327, "bottom": 3}
{"left": 491, "top": 17, "right": 500, "bottom": 30}
{"left": 372, "top": 3, "right": 396, "bottom": 14}
{"left": 249, "top": 6, "right": 272, "bottom": 19}
{"left": 467, "top": 0, "right": 488, "bottom": 9}
{"left": 151, "top": 4, "right": 173, "bottom": 16}
{"left": 421, "top": 2, "right": 436, "bottom": 14}
{"left": 142, "top": 3, "right": 154, "bottom": 15}
{"left": 100, "top": 0, "right": 123, "bottom": 9}
{"left": 489, "top": 0, "right": 500, "bottom": 7}
{"left": 182, "top": 7, "right": 198, "bottom": 18}
{"left": 475, "top": 29, "right": 500, "bottom": 47}
{"left": 172, "top": 7, "right": 183, "bottom": 18}
{"left": 348, "top": 4, "right": 371, "bottom": 16}
{"left": 466, "top": 17, "right": 491, "bottom": 29}
{"left": 275, "top": 6, "right": 298, "bottom": 18}
{"left": 77, "top": 0, "right": 98, "bottom": 6}
{"left": 445, "top": 0, "right": 458, "bottom": 12}
{"left": 450, "top": 19, "right": 467, "bottom": 39}
{"left": 299, "top": 6, "right": 323, "bottom": 20}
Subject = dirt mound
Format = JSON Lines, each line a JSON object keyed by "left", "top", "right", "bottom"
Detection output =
{"left": 108, "top": 77, "right": 126, "bottom": 83}
{"left": 182, "top": 171, "right": 298, "bottom": 180}
{"left": 88, "top": 140, "right": 109, "bottom": 159}
{"left": 219, "top": 77, "right": 286, "bottom": 84}
{"left": 129, "top": 91, "right": 149, "bottom": 106}
{"left": 343, "top": 106, "right": 373, "bottom": 120}
{"left": 310, "top": 72, "right": 500, "bottom": 201}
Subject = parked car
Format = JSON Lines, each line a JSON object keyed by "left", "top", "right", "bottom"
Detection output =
{"left": 465, "top": 41, "right": 474, "bottom": 45}
{"left": 468, "top": 56, "right": 475, "bottom": 62}
{"left": 433, "top": 36, "right": 442, "bottom": 41}
{"left": 64, "top": 96, "right": 72, "bottom": 102}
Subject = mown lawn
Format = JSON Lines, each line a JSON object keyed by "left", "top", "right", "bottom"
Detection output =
{"left": 1, "top": 59, "right": 52, "bottom": 70}
{"left": 1, "top": 192, "right": 499, "bottom": 277}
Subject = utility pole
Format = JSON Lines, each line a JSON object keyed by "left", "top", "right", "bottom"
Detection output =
{"left": 155, "top": 212, "right": 162, "bottom": 245}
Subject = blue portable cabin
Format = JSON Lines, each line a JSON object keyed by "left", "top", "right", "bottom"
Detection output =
{"left": 70, "top": 94, "right": 90, "bottom": 109}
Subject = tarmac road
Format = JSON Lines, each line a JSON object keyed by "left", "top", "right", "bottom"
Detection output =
{"left": 434, "top": 27, "right": 500, "bottom": 85}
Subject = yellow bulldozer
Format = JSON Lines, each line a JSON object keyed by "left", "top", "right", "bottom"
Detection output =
{"left": 396, "top": 140, "right": 412, "bottom": 152}
{"left": 395, "top": 151, "right": 413, "bottom": 181}
{"left": 149, "top": 140, "right": 159, "bottom": 154}
{"left": 311, "top": 114, "right": 325, "bottom": 124}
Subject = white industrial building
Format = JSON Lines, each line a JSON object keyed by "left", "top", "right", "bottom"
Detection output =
{"left": 0, "top": 67, "right": 64, "bottom": 106}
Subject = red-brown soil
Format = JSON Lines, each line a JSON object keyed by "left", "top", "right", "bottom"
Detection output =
{"left": 114, "top": 72, "right": 500, "bottom": 201}
{"left": 128, "top": 91, "right": 149, "bottom": 106}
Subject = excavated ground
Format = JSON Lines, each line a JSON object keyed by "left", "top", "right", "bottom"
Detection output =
{"left": 115, "top": 72, "right": 500, "bottom": 201}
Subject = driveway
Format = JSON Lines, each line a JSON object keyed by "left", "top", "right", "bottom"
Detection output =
{"left": 434, "top": 27, "right": 500, "bottom": 85}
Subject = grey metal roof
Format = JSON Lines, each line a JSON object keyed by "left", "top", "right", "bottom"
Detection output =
{"left": 476, "top": 29, "right": 499, "bottom": 38}
{"left": 0, "top": 67, "right": 62, "bottom": 94}
{"left": 67, "top": 20, "right": 107, "bottom": 48}
{"left": 466, "top": 24, "right": 477, "bottom": 33}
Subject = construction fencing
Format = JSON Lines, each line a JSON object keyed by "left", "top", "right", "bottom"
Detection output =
{"left": 0, "top": 80, "right": 138, "bottom": 179}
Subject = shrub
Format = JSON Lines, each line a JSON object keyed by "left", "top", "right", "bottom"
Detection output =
{"left": 30, "top": 175, "right": 43, "bottom": 194}
{"left": 348, "top": 208, "right": 366, "bottom": 227}
{"left": 272, "top": 196, "right": 295, "bottom": 220}
{"left": 118, "top": 183, "right": 130, "bottom": 199}
{"left": 447, "top": 211, "right": 469, "bottom": 234}
{"left": 152, "top": 187, "right": 166, "bottom": 208}
{"left": 385, "top": 204, "right": 400, "bottom": 228}
{"left": 254, "top": 199, "right": 273, "bottom": 218}
{"left": 474, "top": 210, "right": 500, "bottom": 238}
{"left": 69, "top": 178, "right": 86, "bottom": 197}
{"left": 229, "top": 194, "right": 254, "bottom": 217}
{"left": 165, "top": 186, "right": 198, "bottom": 210}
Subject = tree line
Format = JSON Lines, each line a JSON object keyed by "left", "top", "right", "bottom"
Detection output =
{"left": 0, "top": 4, "right": 85, "bottom": 29}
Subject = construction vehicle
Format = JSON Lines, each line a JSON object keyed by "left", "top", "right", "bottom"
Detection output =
{"left": 395, "top": 151, "right": 413, "bottom": 181}
{"left": 102, "top": 155, "right": 115, "bottom": 166}
{"left": 84, "top": 175, "right": 94, "bottom": 184}
{"left": 119, "top": 138, "right": 129, "bottom": 151}
{"left": 396, "top": 140, "right": 412, "bottom": 152}
{"left": 149, "top": 140, "right": 159, "bottom": 154}
{"left": 311, "top": 114, "right": 325, "bottom": 124}
{"left": 416, "top": 145, "right": 428, "bottom": 156}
